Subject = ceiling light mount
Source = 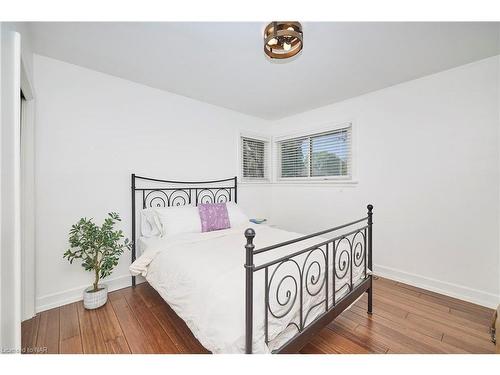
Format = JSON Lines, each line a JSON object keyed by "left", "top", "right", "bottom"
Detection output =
{"left": 264, "top": 21, "right": 303, "bottom": 60}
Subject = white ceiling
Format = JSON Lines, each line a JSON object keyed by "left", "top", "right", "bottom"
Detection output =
{"left": 28, "top": 22, "right": 500, "bottom": 120}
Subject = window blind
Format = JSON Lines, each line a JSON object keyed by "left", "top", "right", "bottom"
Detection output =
{"left": 278, "top": 126, "right": 352, "bottom": 180}
{"left": 241, "top": 136, "right": 269, "bottom": 181}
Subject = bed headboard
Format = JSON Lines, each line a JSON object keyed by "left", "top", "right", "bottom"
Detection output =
{"left": 130, "top": 174, "right": 238, "bottom": 286}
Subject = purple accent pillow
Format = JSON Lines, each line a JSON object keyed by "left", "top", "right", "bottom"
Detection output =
{"left": 198, "top": 203, "right": 231, "bottom": 232}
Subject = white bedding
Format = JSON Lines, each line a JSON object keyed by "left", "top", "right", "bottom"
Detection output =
{"left": 130, "top": 224, "right": 368, "bottom": 353}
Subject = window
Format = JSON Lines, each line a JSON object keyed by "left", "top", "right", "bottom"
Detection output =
{"left": 240, "top": 136, "right": 269, "bottom": 181}
{"left": 277, "top": 125, "right": 352, "bottom": 180}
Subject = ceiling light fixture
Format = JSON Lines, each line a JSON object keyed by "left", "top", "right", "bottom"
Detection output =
{"left": 264, "top": 22, "right": 303, "bottom": 60}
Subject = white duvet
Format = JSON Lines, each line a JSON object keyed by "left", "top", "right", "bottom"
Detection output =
{"left": 130, "top": 224, "right": 368, "bottom": 353}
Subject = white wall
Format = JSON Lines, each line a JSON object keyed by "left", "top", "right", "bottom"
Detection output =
{"left": 498, "top": 47, "right": 500, "bottom": 306}
{"left": 33, "top": 54, "right": 271, "bottom": 311}
{"left": 270, "top": 56, "right": 500, "bottom": 307}
{"left": 33, "top": 52, "right": 500, "bottom": 311}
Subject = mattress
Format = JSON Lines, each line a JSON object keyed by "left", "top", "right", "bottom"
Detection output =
{"left": 130, "top": 224, "right": 368, "bottom": 353}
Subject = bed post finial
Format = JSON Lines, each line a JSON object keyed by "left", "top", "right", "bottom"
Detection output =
{"left": 244, "top": 228, "right": 255, "bottom": 354}
{"left": 367, "top": 204, "right": 373, "bottom": 314}
{"left": 245, "top": 228, "right": 255, "bottom": 241}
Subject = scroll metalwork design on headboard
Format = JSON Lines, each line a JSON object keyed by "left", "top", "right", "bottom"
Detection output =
{"left": 130, "top": 174, "right": 238, "bottom": 286}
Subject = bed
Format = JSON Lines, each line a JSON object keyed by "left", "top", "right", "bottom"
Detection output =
{"left": 129, "top": 174, "right": 373, "bottom": 354}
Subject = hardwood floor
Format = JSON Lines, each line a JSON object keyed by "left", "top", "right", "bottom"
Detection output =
{"left": 21, "top": 277, "right": 496, "bottom": 354}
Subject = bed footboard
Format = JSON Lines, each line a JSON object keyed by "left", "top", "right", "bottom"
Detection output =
{"left": 244, "top": 205, "right": 374, "bottom": 354}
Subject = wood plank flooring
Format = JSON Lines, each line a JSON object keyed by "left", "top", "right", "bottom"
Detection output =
{"left": 21, "top": 277, "right": 496, "bottom": 354}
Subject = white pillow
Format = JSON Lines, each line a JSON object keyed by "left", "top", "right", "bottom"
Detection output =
{"left": 155, "top": 205, "right": 202, "bottom": 237}
{"left": 140, "top": 208, "right": 162, "bottom": 238}
{"left": 226, "top": 202, "right": 250, "bottom": 228}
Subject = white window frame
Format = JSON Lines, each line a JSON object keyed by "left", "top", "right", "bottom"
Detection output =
{"left": 239, "top": 132, "right": 271, "bottom": 183}
{"left": 273, "top": 121, "right": 357, "bottom": 184}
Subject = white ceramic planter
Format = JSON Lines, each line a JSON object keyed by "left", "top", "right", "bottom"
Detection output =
{"left": 83, "top": 284, "right": 108, "bottom": 309}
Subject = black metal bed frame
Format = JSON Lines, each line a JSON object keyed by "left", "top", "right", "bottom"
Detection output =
{"left": 131, "top": 174, "right": 373, "bottom": 354}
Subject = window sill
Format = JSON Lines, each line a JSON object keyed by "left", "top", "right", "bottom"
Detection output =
{"left": 239, "top": 180, "right": 358, "bottom": 187}
{"left": 274, "top": 179, "right": 358, "bottom": 187}
{"left": 239, "top": 180, "right": 272, "bottom": 185}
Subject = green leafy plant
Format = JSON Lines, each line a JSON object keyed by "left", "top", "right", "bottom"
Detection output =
{"left": 63, "top": 212, "right": 132, "bottom": 293}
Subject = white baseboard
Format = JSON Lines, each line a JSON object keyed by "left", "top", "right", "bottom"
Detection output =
{"left": 35, "top": 275, "right": 146, "bottom": 313}
{"left": 374, "top": 264, "right": 499, "bottom": 309}
{"left": 36, "top": 266, "right": 498, "bottom": 312}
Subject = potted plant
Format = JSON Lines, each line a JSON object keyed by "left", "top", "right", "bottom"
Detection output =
{"left": 63, "top": 212, "right": 131, "bottom": 309}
